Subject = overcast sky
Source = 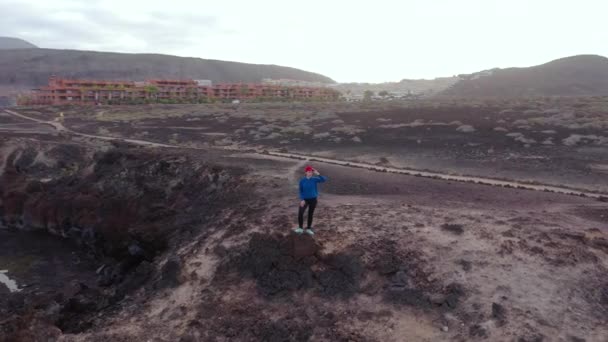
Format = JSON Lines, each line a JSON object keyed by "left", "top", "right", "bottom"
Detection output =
{"left": 1, "top": 0, "right": 606, "bottom": 82}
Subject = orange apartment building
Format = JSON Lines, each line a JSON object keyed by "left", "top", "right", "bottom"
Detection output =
{"left": 24, "top": 76, "right": 340, "bottom": 105}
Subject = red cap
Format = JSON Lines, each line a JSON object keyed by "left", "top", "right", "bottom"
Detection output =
{"left": 304, "top": 165, "right": 314, "bottom": 172}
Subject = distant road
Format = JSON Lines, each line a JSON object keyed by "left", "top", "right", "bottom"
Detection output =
{"left": 3, "top": 109, "right": 605, "bottom": 199}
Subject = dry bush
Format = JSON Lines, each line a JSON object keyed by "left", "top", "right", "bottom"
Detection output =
{"left": 281, "top": 125, "right": 313, "bottom": 135}
{"left": 456, "top": 125, "right": 476, "bottom": 133}
{"left": 562, "top": 134, "right": 608, "bottom": 146}
{"left": 263, "top": 132, "right": 282, "bottom": 140}
{"left": 506, "top": 132, "right": 536, "bottom": 144}
{"left": 97, "top": 127, "right": 110, "bottom": 135}
{"left": 331, "top": 125, "right": 365, "bottom": 135}
{"left": 257, "top": 124, "right": 280, "bottom": 133}
{"left": 313, "top": 132, "right": 331, "bottom": 139}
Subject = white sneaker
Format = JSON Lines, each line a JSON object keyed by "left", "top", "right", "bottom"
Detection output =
{"left": 305, "top": 228, "right": 315, "bottom": 236}
{"left": 294, "top": 227, "right": 304, "bottom": 234}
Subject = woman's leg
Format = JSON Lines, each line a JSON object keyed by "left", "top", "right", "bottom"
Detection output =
{"left": 298, "top": 201, "right": 309, "bottom": 228}
{"left": 306, "top": 199, "right": 317, "bottom": 229}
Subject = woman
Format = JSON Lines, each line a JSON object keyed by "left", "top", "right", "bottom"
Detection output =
{"left": 295, "top": 165, "right": 327, "bottom": 235}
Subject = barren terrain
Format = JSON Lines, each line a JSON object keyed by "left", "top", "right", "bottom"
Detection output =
{"left": 1, "top": 99, "right": 607, "bottom": 341}
{"left": 13, "top": 97, "right": 608, "bottom": 192}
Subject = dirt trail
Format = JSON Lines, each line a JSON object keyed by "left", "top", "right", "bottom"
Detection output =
{"left": 3, "top": 109, "right": 174, "bottom": 147}
{"left": 4, "top": 109, "right": 606, "bottom": 199}
{"left": 266, "top": 151, "right": 606, "bottom": 199}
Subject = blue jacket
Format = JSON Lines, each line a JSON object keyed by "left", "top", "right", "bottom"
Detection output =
{"left": 299, "top": 175, "right": 327, "bottom": 200}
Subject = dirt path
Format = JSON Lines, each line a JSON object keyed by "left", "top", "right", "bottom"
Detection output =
{"left": 4, "top": 109, "right": 606, "bottom": 199}
{"left": 265, "top": 151, "right": 606, "bottom": 199}
{"left": 3, "top": 109, "right": 175, "bottom": 147}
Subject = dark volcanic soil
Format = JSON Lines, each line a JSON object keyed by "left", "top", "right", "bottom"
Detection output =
{"left": 15, "top": 98, "right": 607, "bottom": 192}
{"left": 1, "top": 101, "right": 608, "bottom": 341}
{"left": 0, "top": 230, "right": 99, "bottom": 338}
{"left": 0, "top": 139, "right": 253, "bottom": 341}
{"left": 0, "top": 230, "right": 97, "bottom": 293}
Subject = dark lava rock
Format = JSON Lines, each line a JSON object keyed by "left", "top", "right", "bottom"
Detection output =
{"left": 97, "top": 264, "right": 124, "bottom": 287}
{"left": 385, "top": 287, "right": 431, "bottom": 309}
{"left": 63, "top": 295, "right": 96, "bottom": 314}
{"left": 60, "top": 281, "right": 84, "bottom": 300}
{"left": 57, "top": 285, "right": 105, "bottom": 333}
{"left": 443, "top": 283, "right": 465, "bottom": 310}
{"left": 457, "top": 259, "right": 472, "bottom": 271}
{"left": 212, "top": 244, "right": 228, "bottom": 258}
{"left": 492, "top": 302, "right": 507, "bottom": 325}
{"left": 501, "top": 229, "right": 516, "bottom": 237}
{"left": 2, "top": 319, "right": 63, "bottom": 342}
{"left": 2, "top": 145, "right": 246, "bottom": 265}
{"left": 370, "top": 239, "right": 408, "bottom": 275}
{"left": 119, "top": 260, "right": 154, "bottom": 295}
{"left": 290, "top": 234, "right": 318, "bottom": 259}
{"left": 592, "top": 237, "right": 608, "bottom": 253}
{"left": 179, "top": 335, "right": 197, "bottom": 342}
{"left": 390, "top": 270, "right": 409, "bottom": 287}
{"left": 441, "top": 223, "right": 464, "bottom": 235}
{"left": 11, "top": 147, "right": 37, "bottom": 172}
{"left": 469, "top": 324, "right": 488, "bottom": 338}
{"left": 128, "top": 242, "right": 145, "bottom": 258}
{"left": 568, "top": 336, "right": 586, "bottom": 342}
{"left": 252, "top": 319, "right": 313, "bottom": 342}
{"left": 529, "top": 246, "right": 544, "bottom": 255}
{"left": 258, "top": 264, "right": 313, "bottom": 296}
{"left": 159, "top": 255, "right": 183, "bottom": 289}
{"left": 518, "top": 334, "right": 545, "bottom": 342}
{"left": 375, "top": 254, "right": 402, "bottom": 275}
{"left": 0, "top": 144, "right": 251, "bottom": 338}
{"left": 601, "top": 286, "right": 608, "bottom": 306}
{"left": 317, "top": 253, "right": 363, "bottom": 298}
{"left": 0, "top": 283, "right": 10, "bottom": 296}
{"left": 230, "top": 233, "right": 316, "bottom": 296}
{"left": 213, "top": 317, "right": 313, "bottom": 342}
{"left": 222, "top": 233, "right": 361, "bottom": 298}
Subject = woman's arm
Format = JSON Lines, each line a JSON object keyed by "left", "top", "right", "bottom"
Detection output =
{"left": 315, "top": 175, "right": 327, "bottom": 183}
{"left": 313, "top": 169, "right": 326, "bottom": 182}
{"left": 299, "top": 180, "right": 305, "bottom": 199}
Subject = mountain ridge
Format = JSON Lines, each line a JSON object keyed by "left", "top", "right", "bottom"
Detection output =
{"left": 0, "top": 47, "right": 335, "bottom": 87}
{"left": 442, "top": 54, "right": 608, "bottom": 97}
{"left": 0, "top": 37, "right": 38, "bottom": 50}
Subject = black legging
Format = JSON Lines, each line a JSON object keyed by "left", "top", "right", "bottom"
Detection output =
{"left": 298, "top": 198, "right": 317, "bottom": 229}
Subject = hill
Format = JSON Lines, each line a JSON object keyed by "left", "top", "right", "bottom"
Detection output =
{"left": 0, "top": 48, "right": 334, "bottom": 87}
{"left": 441, "top": 55, "right": 608, "bottom": 97}
{"left": 332, "top": 77, "right": 458, "bottom": 97}
{"left": 0, "top": 37, "right": 38, "bottom": 50}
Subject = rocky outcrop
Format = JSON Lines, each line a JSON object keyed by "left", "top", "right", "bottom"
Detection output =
{"left": 0, "top": 141, "right": 244, "bottom": 260}
{"left": 0, "top": 140, "right": 250, "bottom": 340}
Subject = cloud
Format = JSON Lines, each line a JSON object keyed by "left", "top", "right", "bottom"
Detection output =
{"left": 1, "top": 0, "right": 606, "bottom": 82}
{"left": 0, "top": 0, "right": 220, "bottom": 53}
